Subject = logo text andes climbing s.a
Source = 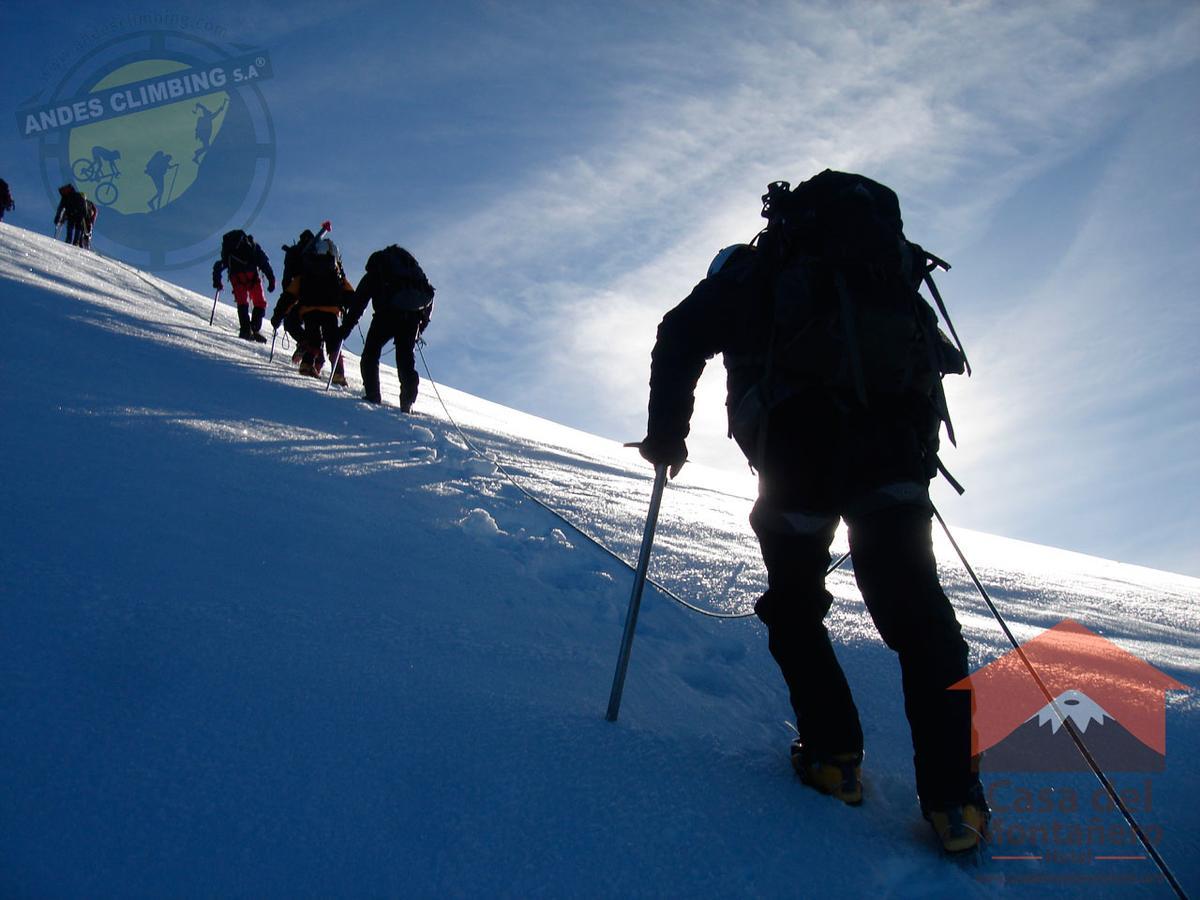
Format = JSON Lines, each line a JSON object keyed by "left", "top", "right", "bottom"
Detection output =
{"left": 16, "top": 27, "right": 275, "bottom": 270}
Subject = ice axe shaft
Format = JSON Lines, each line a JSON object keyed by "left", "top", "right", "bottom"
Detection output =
{"left": 325, "top": 345, "right": 343, "bottom": 391}
{"left": 606, "top": 463, "right": 669, "bottom": 722}
{"left": 208, "top": 289, "right": 221, "bottom": 326}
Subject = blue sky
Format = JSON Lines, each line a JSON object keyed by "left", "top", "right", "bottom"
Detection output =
{"left": 3, "top": 1, "right": 1198, "bottom": 576}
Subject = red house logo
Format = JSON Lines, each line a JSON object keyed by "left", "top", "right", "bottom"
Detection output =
{"left": 952, "top": 620, "right": 1188, "bottom": 772}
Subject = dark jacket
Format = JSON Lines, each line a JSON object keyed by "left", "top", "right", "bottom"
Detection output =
{"left": 280, "top": 232, "right": 316, "bottom": 291}
{"left": 212, "top": 241, "right": 274, "bottom": 288}
{"left": 55, "top": 186, "right": 86, "bottom": 225}
{"left": 343, "top": 247, "right": 434, "bottom": 334}
{"left": 277, "top": 257, "right": 354, "bottom": 319}
{"left": 646, "top": 242, "right": 948, "bottom": 482}
{"left": 646, "top": 244, "right": 774, "bottom": 448}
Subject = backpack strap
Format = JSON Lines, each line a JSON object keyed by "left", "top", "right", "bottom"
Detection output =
{"left": 920, "top": 256, "right": 971, "bottom": 377}
{"left": 936, "top": 457, "right": 966, "bottom": 495}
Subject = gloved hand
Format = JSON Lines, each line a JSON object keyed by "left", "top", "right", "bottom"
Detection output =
{"left": 339, "top": 322, "right": 354, "bottom": 342}
{"left": 213, "top": 278, "right": 223, "bottom": 291}
{"left": 267, "top": 277, "right": 276, "bottom": 293}
{"left": 636, "top": 434, "right": 688, "bottom": 479}
{"left": 270, "top": 312, "right": 282, "bottom": 330}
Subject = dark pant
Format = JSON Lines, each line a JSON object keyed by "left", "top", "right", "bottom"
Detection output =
{"left": 63, "top": 218, "right": 86, "bottom": 247}
{"left": 300, "top": 311, "right": 343, "bottom": 372}
{"left": 283, "top": 308, "right": 304, "bottom": 344}
{"left": 360, "top": 309, "right": 422, "bottom": 407}
{"left": 750, "top": 394, "right": 974, "bottom": 810}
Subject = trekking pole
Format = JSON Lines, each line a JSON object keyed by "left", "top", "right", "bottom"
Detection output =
{"left": 208, "top": 289, "right": 221, "bottom": 326}
{"left": 325, "top": 345, "right": 344, "bottom": 391}
{"left": 606, "top": 462, "right": 670, "bottom": 722}
{"left": 268, "top": 327, "right": 278, "bottom": 363}
{"left": 166, "top": 163, "right": 179, "bottom": 205}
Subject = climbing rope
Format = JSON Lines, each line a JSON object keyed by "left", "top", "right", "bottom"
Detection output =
{"left": 417, "top": 344, "right": 849, "bottom": 619}
{"left": 932, "top": 506, "right": 1188, "bottom": 898}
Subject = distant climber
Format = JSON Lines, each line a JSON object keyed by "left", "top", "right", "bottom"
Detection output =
{"left": 341, "top": 245, "right": 435, "bottom": 411}
{"left": 0, "top": 178, "right": 13, "bottom": 222}
{"left": 53, "top": 184, "right": 89, "bottom": 247}
{"left": 272, "top": 237, "right": 355, "bottom": 383}
{"left": 213, "top": 230, "right": 275, "bottom": 342}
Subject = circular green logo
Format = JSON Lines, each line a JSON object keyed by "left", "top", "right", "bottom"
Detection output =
{"left": 24, "top": 30, "right": 275, "bottom": 270}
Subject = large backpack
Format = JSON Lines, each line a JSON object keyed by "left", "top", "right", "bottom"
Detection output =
{"left": 221, "top": 230, "right": 257, "bottom": 274}
{"left": 728, "top": 170, "right": 970, "bottom": 483}
{"left": 365, "top": 245, "right": 434, "bottom": 312}
{"left": 299, "top": 237, "right": 344, "bottom": 301}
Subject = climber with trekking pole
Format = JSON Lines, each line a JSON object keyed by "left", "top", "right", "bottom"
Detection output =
{"left": 212, "top": 230, "right": 275, "bottom": 342}
{"left": 635, "top": 170, "right": 982, "bottom": 855}
{"left": 271, "top": 230, "right": 353, "bottom": 383}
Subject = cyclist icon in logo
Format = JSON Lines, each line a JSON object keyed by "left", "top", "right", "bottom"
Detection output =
{"left": 72, "top": 145, "right": 122, "bottom": 206}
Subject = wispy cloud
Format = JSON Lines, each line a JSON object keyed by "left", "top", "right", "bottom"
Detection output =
{"left": 396, "top": 1, "right": 1199, "bottom": 570}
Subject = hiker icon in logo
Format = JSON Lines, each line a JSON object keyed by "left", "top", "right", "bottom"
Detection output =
{"left": 952, "top": 619, "right": 1188, "bottom": 772}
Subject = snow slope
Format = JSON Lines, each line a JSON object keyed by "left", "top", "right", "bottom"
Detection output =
{"left": 1, "top": 223, "right": 1197, "bottom": 898}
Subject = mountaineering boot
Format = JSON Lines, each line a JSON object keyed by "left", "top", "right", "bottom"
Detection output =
{"left": 250, "top": 306, "right": 268, "bottom": 343}
{"left": 924, "top": 784, "right": 990, "bottom": 854}
{"left": 331, "top": 358, "right": 347, "bottom": 386}
{"left": 292, "top": 345, "right": 305, "bottom": 365}
{"left": 236, "top": 304, "right": 253, "bottom": 340}
{"left": 399, "top": 381, "right": 418, "bottom": 414}
{"left": 791, "top": 740, "right": 863, "bottom": 806}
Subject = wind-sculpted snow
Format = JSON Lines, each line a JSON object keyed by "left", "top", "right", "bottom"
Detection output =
{"left": 1, "top": 223, "right": 1197, "bottom": 897}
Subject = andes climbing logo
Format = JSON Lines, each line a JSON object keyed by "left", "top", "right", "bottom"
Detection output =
{"left": 16, "top": 29, "right": 275, "bottom": 271}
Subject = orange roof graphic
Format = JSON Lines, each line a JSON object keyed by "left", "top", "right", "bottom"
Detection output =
{"left": 951, "top": 619, "right": 1188, "bottom": 755}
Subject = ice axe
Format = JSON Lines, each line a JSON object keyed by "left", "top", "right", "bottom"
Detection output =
{"left": 325, "top": 343, "right": 344, "bottom": 391}
{"left": 605, "top": 461, "right": 669, "bottom": 722}
{"left": 208, "top": 288, "right": 221, "bottom": 326}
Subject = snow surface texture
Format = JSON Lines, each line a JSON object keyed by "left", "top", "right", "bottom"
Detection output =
{"left": 1, "top": 223, "right": 1197, "bottom": 897}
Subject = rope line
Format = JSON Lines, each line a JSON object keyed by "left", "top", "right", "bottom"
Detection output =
{"left": 417, "top": 345, "right": 849, "bottom": 618}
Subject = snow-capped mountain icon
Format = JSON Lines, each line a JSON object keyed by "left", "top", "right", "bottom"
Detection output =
{"left": 951, "top": 620, "right": 1188, "bottom": 772}
{"left": 1034, "top": 689, "right": 1111, "bottom": 734}
{"left": 982, "top": 687, "right": 1164, "bottom": 772}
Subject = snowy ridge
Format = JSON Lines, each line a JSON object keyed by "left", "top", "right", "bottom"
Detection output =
{"left": 1, "top": 222, "right": 1197, "bottom": 897}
